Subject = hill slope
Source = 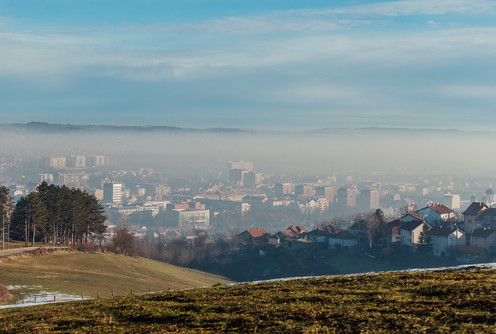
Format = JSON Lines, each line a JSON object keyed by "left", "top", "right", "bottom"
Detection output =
{"left": 0, "top": 251, "right": 228, "bottom": 301}
{"left": 0, "top": 265, "right": 495, "bottom": 333}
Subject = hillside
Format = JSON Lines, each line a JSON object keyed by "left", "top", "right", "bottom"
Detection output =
{"left": 0, "top": 251, "right": 229, "bottom": 302}
{"left": 0, "top": 265, "right": 495, "bottom": 333}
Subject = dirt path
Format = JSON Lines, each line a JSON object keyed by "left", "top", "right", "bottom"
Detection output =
{"left": 0, "top": 247, "right": 39, "bottom": 258}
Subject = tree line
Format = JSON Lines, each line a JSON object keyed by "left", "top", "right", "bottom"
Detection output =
{"left": 3, "top": 182, "right": 106, "bottom": 246}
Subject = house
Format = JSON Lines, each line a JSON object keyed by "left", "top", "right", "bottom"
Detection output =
{"left": 473, "top": 208, "right": 496, "bottom": 231}
{"left": 236, "top": 228, "right": 269, "bottom": 247}
{"left": 463, "top": 202, "right": 488, "bottom": 233}
{"left": 306, "top": 225, "right": 340, "bottom": 243}
{"left": 283, "top": 238, "right": 314, "bottom": 252}
{"left": 329, "top": 231, "right": 359, "bottom": 248}
{"left": 268, "top": 225, "right": 307, "bottom": 247}
{"left": 387, "top": 212, "right": 426, "bottom": 244}
{"left": 470, "top": 228, "right": 496, "bottom": 252}
{"left": 415, "top": 204, "right": 455, "bottom": 226}
{"left": 430, "top": 226, "right": 466, "bottom": 256}
{"left": 399, "top": 220, "right": 431, "bottom": 249}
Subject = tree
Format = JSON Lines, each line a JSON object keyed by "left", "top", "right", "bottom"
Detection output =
{"left": 417, "top": 224, "right": 432, "bottom": 255}
{"left": 110, "top": 227, "right": 138, "bottom": 256}
{"left": 0, "top": 187, "right": 13, "bottom": 249}
{"left": 10, "top": 183, "right": 107, "bottom": 246}
{"left": 365, "top": 209, "right": 387, "bottom": 249}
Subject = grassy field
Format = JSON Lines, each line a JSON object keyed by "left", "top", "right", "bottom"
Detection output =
{"left": 0, "top": 251, "right": 229, "bottom": 300}
{"left": 0, "top": 265, "right": 495, "bottom": 333}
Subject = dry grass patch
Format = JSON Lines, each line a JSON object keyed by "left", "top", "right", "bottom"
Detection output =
{"left": 0, "top": 266, "right": 495, "bottom": 333}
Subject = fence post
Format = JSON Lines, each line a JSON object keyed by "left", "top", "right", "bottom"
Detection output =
{"left": 130, "top": 289, "right": 133, "bottom": 295}
{"left": 54, "top": 296, "right": 56, "bottom": 302}
{"left": 97, "top": 291, "right": 100, "bottom": 298}
{"left": 112, "top": 289, "right": 114, "bottom": 297}
{"left": 148, "top": 287, "right": 151, "bottom": 293}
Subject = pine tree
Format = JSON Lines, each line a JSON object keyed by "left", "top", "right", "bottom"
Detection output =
{"left": 417, "top": 224, "right": 432, "bottom": 254}
{"left": 0, "top": 187, "right": 13, "bottom": 249}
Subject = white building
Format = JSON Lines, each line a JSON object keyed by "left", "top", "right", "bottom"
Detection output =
{"left": 103, "top": 183, "right": 122, "bottom": 205}
{"left": 430, "top": 226, "right": 465, "bottom": 256}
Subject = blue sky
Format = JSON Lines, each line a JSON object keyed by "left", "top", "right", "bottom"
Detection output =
{"left": 1, "top": 0, "right": 495, "bottom": 129}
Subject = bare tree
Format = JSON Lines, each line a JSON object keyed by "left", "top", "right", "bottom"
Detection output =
{"left": 365, "top": 209, "right": 386, "bottom": 249}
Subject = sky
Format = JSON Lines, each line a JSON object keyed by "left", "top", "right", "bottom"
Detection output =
{"left": 1, "top": 0, "right": 496, "bottom": 130}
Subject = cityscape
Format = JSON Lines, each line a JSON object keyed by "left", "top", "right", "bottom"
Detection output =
{"left": 1, "top": 0, "right": 496, "bottom": 331}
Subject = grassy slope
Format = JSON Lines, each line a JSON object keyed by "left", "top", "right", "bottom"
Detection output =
{"left": 0, "top": 252, "right": 229, "bottom": 299}
{"left": 0, "top": 266, "right": 495, "bottom": 333}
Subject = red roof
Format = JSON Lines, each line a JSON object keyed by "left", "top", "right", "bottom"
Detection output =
{"left": 427, "top": 204, "right": 454, "bottom": 215}
{"left": 407, "top": 212, "right": 426, "bottom": 222}
{"left": 279, "top": 229, "right": 297, "bottom": 239}
{"left": 246, "top": 228, "right": 268, "bottom": 239}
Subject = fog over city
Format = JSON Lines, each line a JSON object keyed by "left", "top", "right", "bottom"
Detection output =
{"left": 2, "top": 124, "right": 495, "bottom": 178}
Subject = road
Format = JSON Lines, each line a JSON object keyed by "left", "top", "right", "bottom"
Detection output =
{"left": 0, "top": 247, "right": 39, "bottom": 258}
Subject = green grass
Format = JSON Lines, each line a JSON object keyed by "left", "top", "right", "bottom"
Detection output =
{"left": 0, "top": 265, "right": 495, "bottom": 333}
{"left": 0, "top": 251, "right": 229, "bottom": 300}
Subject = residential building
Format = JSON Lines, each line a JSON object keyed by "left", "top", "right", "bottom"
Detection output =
{"left": 415, "top": 204, "right": 455, "bottom": 226}
{"left": 399, "top": 221, "right": 431, "bottom": 249}
{"left": 329, "top": 231, "right": 359, "bottom": 248}
{"left": 463, "top": 202, "right": 489, "bottom": 233}
{"left": 50, "top": 156, "right": 66, "bottom": 169}
{"left": 337, "top": 186, "right": 359, "bottom": 207}
{"left": 430, "top": 226, "right": 465, "bottom": 256}
{"left": 236, "top": 228, "right": 269, "bottom": 247}
{"left": 470, "top": 228, "right": 496, "bottom": 252}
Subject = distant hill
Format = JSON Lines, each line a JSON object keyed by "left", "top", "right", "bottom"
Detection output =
{"left": 0, "top": 264, "right": 495, "bottom": 333}
{"left": 1, "top": 122, "right": 493, "bottom": 136}
{"left": 0, "top": 251, "right": 229, "bottom": 301}
{"left": 0, "top": 122, "right": 250, "bottom": 134}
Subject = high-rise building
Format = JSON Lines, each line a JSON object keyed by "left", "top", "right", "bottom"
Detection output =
{"left": 68, "top": 156, "right": 86, "bottom": 168}
{"left": 227, "top": 160, "right": 254, "bottom": 172}
{"left": 242, "top": 171, "right": 256, "bottom": 188}
{"left": 103, "top": 183, "right": 122, "bottom": 204}
{"left": 359, "top": 189, "right": 380, "bottom": 210}
{"left": 316, "top": 186, "right": 334, "bottom": 205}
{"left": 442, "top": 193, "right": 460, "bottom": 210}
{"left": 337, "top": 187, "right": 358, "bottom": 207}
{"left": 50, "top": 156, "right": 66, "bottom": 169}
{"left": 87, "top": 155, "right": 106, "bottom": 167}
{"left": 295, "top": 185, "right": 314, "bottom": 197}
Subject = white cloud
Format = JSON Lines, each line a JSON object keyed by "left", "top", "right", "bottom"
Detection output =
{"left": 329, "top": 0, "right": 496, "bottom": 16}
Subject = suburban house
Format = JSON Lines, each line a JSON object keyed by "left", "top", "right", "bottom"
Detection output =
{"left": 268, "top": 225, "right": 308, "bottom": 247}
{"left": 388, "top": 212, "right": 426, "bottom": 244}
{"left": 328, "top": 231, "right": 359, "bottom": 248}
{"left": 415, "top": 204, "right": 455, "bottom": 226}
{"left": 470, "top": 228, "right": 496, "bottom": 252}
{"left": 399, "top": 220, "right": 431, "bottom": 250}
{"left": 474, "top": 208, "right": 496, "bottom": 231}
{"left": 463, "top": 202, "right": 488, "bottom": 233}
{"left": 306, "top": 225, "right": 340, "bottom": 244}
{"left": 430, "top": 226, "right": 466, "bottom": 256}
{"left": 236, "top": 228, "right": 269, "bottom": 247}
